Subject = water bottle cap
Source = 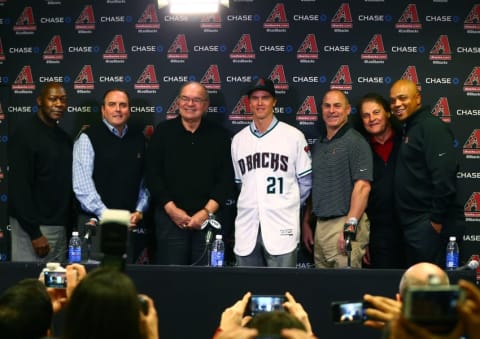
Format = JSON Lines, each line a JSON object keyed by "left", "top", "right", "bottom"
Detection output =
{"left": 449, "top": 236, "right": 456, "bottom": 241}
{"left": 215, "top": 234, "right": 222, "bottom": 240}
{"left": 72, "top": 231, "right": 79, "bottom": 236}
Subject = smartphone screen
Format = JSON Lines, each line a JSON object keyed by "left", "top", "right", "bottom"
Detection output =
{"left": 44, "top": 271, "right": 67, "bottom": 289}
{"left": 248, "top": 295, "right": 286, "bottom": 316}
{"left": 331, "top": 300, "right": 368, "bottom": 324}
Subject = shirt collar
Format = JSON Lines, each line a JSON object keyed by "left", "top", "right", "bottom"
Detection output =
{"left": 250, "top": 116, "right": 278, "bottom": 137}
{"left": 102, "top": 118, "right": 128, "bottom": 138}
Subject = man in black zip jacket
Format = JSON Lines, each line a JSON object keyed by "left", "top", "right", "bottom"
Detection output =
{"left": 389, "top": 79, "right": 465, "bottom": 267}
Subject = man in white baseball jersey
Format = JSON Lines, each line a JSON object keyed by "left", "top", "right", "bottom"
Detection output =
{"left": 231, "top": 78, "right": 312, "bottom": 267}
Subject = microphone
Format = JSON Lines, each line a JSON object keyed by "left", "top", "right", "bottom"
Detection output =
{"left": 84, "top": 217, "right": 98, "bottom": 240}
{"left": 201, "top": 214, "right": 222, "bottom": 245}
{"left": 343, "top": 217, "right": 358, "bottom": 251}
{"left": 456, "top": 259, "right": 479, "bottom": 271}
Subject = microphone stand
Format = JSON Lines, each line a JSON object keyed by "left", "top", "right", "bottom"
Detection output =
{"left": 83, "top": 218, "right": 98, "bottom": 263}
{"left": 343, "top": 219, "right": 357, "bottom": 269}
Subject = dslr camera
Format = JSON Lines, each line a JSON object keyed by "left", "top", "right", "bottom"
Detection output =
{"left": 402, "top": 284, "right": 466, "bottom": 333}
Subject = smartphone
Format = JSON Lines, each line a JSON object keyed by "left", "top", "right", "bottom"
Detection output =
{"left": 138, "top": 296, "right": 149, "bottom": 315}
{"left": 44, "top": 270, "right": 67, "bottom": 289}
{"left": 403, "top": 286, "right": 465, "bottom": 328}
{"left": 331, "top": 300, "right": 369, "bottom": 324}
{"left": 247, "top": 295, "right": 286, "bottom": 316}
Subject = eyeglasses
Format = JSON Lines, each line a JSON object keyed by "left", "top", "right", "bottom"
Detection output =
{"left": 178, "top": 96, "right": 207, "bottom": 104}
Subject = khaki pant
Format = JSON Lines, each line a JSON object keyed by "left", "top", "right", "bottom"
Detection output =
{"left": 314, "top": 214, "right": 370, "bottom": 268}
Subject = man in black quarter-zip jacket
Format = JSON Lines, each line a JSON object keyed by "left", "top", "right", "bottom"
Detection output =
{"left": 390, "top": 79, "right": 465, "bottom": 267}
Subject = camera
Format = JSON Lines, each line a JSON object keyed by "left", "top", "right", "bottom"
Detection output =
{"left": 402, "top": 285, "right": 465, "bottom": 333}
{"left": 43, "top": 262, "right": 67, "bottom": 289}
{"left": 331, "top": 300, "right": 370, "bottom": 324}
{"left": 100, "top": 209, "right": 130, "bottom": 271}
{"left": 246, "top": 295, "right": 286, "bottom": 317}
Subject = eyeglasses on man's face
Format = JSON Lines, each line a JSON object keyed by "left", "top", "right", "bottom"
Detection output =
{"left": 178, "top": 96, "right": 207, "bottom": 104}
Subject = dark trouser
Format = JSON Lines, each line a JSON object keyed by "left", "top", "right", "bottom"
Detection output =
{"left": 369, "top": 221, "right": 405, "bottom": 269}
{"left": 154, "top": 207, "right": 209, "bottom": 265}
{"left": 402, "top": 214, "right": 443, "bottom": 267}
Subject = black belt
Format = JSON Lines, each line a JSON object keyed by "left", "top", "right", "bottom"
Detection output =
{"left": 317, "top": 216, "right": 342, "bottom": 221}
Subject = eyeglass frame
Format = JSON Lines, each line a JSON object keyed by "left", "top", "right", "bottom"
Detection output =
{"left": 178, "top": 95, "right": 208, "bottom": 104}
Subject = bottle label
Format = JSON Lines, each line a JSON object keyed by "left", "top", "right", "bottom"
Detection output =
{"left": 210, "top": 250, "right": 224, "bottom": 267}
{"left": 446, "top": 253, "right": 459, "bottom": 269}
{"left": 69, "top": 246, "right": 82, "bottom": 263}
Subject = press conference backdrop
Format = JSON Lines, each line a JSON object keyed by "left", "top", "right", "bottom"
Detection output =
{"left": 0, "top": 0, "right": 479, "bottom": 262}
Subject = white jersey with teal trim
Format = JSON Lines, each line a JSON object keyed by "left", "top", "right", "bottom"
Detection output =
{"left": 231, "top": 120, "right": 312, "bottom": 256}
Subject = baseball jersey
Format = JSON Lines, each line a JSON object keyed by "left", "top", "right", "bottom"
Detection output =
{"left": 231, "top": 120, "right": 312, "bottom": 256}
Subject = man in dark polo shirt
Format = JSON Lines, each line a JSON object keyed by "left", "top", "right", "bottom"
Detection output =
{"left": 302, "top": 90, "right": 373, "bottom": 268}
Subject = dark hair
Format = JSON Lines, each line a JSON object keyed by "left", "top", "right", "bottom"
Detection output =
{"left": 62, "top": 268, "right": 143, "bottom": 339}
{"left": 356, "top": 92, "right": 390, "bottom": 115}
{"left": 0, "top": 278, "right": 53, "bottom": 339}
{"left": 245, "top": 311, "right": 306, "bottom": 336}
{"left": 352, "top": 92, "right": 402, "bottom": 137}
{"left": 39, "top": 82, "right": 65, "bottom": 98}
{"left": 102, "top": 88, "right": 130, "bottom": 105}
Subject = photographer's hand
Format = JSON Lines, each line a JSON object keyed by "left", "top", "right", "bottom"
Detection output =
{"left": 66, "top": 264, "right": 87, "bottom": 299}
{"left": 218, "top": 292, "right": 252, "bottom": 332}
{"left": 363, "top": 294, "right": 401, "bottom": 329}
{"left": 283, "top": 291, "right": 313, "bottom": 336}
{"left": 139, "top": 294, "right": 159, "bottom": 339}
{"left": 458, "top": 279, "right": 480, "bottom": 339}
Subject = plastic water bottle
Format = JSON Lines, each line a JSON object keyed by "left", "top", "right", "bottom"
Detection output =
{"left": 68, "top": 231, "right": 82, "bottom": 263}
{"left": 445, "top": 236, "right": 459, "bottom": 270}
{"left": 210, "top": 234, "right": 225, "bottom": 267}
